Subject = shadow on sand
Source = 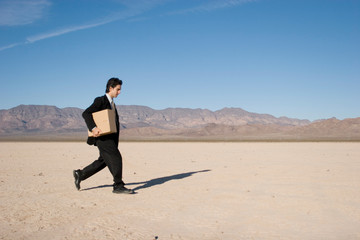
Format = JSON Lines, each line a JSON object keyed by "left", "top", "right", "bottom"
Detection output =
{"left": 128, "top": 169, "right": 211, "bottom": 192}
{"left": 81, "top": 169, "right": 211, "bottom": 192}
{"left": 81, "top": 184, "right": 113, "bottom": 191}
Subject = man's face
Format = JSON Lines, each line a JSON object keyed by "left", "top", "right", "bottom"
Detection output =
{"left": 109, "top": 84, "right": 121, "bottom": 98}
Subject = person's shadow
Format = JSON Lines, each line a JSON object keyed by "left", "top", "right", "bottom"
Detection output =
{"left": 81, "top": 169, "right": 211, "bottom": 192}
{"left": 128, "top": 169, "right": 211, "bottom": 192}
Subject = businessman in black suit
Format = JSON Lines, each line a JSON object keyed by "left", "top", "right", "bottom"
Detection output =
{"left": 73, "top": 77, "right": 133, "bottom": 194}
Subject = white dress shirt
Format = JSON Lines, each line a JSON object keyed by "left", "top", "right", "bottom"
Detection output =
{"left": 105, "top": 93, "right": 114, "bottom": 109}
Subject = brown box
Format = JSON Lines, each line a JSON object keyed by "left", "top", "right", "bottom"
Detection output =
{"left": 88, "top": 109, "right": 117, "bottom": 137}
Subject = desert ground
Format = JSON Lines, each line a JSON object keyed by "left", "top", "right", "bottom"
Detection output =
{"left": 0, "top": 142, "right": 360, "bottom": 240}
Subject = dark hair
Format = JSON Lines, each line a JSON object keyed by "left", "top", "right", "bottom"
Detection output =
{"left": 106, "top": 77, "right": 123, "bottom": 93}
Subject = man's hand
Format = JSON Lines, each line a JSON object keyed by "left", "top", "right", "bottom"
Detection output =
{"left": 92, "top": 127, "right": 102, "bottom": 137}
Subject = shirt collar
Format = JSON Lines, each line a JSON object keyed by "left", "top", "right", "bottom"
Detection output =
{"left": 105, "top": 93, "right": 113, "bottom": 104}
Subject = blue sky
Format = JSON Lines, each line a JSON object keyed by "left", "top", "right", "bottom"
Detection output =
{"left": 0, "top": 0, "right": 359, "bottom": 121}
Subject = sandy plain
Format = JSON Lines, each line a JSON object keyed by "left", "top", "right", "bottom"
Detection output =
{"left": 0, "top": 142, "right": 360, "bottom": 240}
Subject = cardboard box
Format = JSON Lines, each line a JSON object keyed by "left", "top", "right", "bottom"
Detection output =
{"left": 88, "top": 109, "right": 117, "bottom": 137}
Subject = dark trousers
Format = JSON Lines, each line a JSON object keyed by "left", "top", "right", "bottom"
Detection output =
{"left": 81, "top": 138, "right": 124, "bottom": 186}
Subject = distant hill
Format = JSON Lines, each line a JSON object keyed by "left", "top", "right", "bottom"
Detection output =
{"left": 0, "top": 105, "right": 359, "bottom": 141}
{"left": 0, "top": 105, "right": 85, "bottom": 134}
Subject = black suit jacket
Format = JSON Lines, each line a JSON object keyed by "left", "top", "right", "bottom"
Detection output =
{"left": 82, "top": 95, "right": 120, "bottom": 146}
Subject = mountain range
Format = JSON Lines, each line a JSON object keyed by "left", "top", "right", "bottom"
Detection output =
{"left": 0, "top": 105, "right": 359, "bottom": 141}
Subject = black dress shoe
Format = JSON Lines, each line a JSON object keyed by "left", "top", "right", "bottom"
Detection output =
{"left": 73, "top": 170, "right": 81, "bottom": 190}
{"left": 113, "top": 186, "right": 134, "bottom": 194}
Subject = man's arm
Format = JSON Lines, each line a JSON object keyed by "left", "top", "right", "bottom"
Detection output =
{"left": 82, "top": 96, "right": 103, "bottom": 135}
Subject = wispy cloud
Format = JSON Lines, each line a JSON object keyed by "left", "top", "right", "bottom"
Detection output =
{"left": 1, "top": 0, "right": 254, "bottom": 52}
{"left": 0, "top": 0, "right": 51, "bottom": 26}
{"left": 27, "top": 0, "right": 167, "bottom": 43}
{"left": 26, "top": 18, "right": 117, "bottom": 43}
{"left": 166, "top": 0, "right": 256, "bottom": 15}
{"left": 0, "top": 42, "right": 22, "bottom": 51}
{"left": 1, "top": 0, "right": 154, "bottom": 51}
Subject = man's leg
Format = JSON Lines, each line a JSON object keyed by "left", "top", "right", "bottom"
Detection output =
{"left": 96, "top": 138, "right": 124, "bottom": 186}
{"left": 96, "top": 139, "right": 133, "bottom": 194}
{"left": 81, "top": 156, "right": 107, "bottom": 180}
{"left": 73, "top": 156, "right": 106, "bottom": 190}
